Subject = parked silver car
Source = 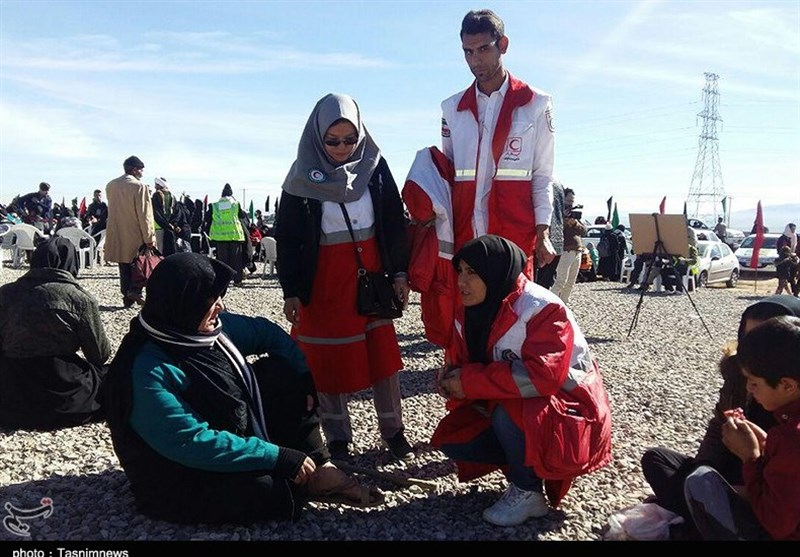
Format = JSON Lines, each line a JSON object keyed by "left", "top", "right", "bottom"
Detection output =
{"left": 695, "top": 240, "right": 740, "bottom": 287}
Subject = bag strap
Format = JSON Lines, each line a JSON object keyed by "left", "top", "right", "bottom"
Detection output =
{"left": 339, "top": 204, "right": 366, "bottom": 275}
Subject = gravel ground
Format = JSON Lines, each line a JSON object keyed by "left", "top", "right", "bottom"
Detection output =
{"left": 0, "top": 261, "right": 772, "bottom": 542}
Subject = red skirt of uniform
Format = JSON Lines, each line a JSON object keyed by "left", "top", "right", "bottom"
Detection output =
{"left": 292, "top": 236, "right": 403, "bottom": 394}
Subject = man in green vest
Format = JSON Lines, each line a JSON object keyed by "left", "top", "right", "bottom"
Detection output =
{"left": 207, "top": 183, "right": 248, "bottom": 285}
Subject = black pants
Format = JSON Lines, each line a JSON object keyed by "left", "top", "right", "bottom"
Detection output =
{"left": 117, "top": 262, "right": 142, "bottom": 298}
{"left": 535, "top": 255, "right": 560, "bottom": 289}
{"left": 628, "top": 256, "right": 649, "bottom": 285}
{"left": 0, "top": 354, "right": 108, "bottom": 431}
{"left": 641, "top": 447, "right": 702, "bottom": 522}
{"left": 215, "top": 241, "right": 244, "bottom": 283}
{"left": 138, "top": 355, "right": 327, "bottom": 525}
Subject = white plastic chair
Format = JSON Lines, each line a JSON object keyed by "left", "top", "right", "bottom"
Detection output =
{"left": 0, "top": 223, "right": 13, "bottom": 272}
{"left": 260, "top": 236, "right": 277, "bottom": 277}
{"left": 8, "top": 223, "right": 45, "bottom": 268}
{"left": 56, "top": 227, "right": 97, "bottom": 270}
{"left": 94, "top": 229, "right": 107, "bottom": 265}
{"left": 203, "top": 232, "right": 216, "bottom": 258}
{"left": 620, "top": 254, "right": 636, "bottom": 283}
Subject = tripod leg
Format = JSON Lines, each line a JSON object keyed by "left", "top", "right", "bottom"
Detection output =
{"left": 681, "top": 286, "right": 714, "bottom": 340}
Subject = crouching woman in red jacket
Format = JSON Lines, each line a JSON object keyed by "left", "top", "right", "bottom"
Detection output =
{"left": 432, "top": 234, "right": 612, "bottom": 527}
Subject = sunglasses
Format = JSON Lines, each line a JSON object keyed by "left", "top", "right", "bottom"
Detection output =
{"left": 324, "top": 136, "right": 359, "bottom": 147}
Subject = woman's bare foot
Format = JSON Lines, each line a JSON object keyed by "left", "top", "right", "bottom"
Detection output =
{"left": 307, "top": 462, "right": 384, "bottom": 507}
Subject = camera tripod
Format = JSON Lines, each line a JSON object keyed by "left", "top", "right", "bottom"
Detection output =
{"left": 627, "top": 216, "right": 713, "bottom": 340}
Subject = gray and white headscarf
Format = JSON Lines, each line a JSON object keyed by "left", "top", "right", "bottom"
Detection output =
{"left": 281, "top": 93, "right": 381, "bottom": 203}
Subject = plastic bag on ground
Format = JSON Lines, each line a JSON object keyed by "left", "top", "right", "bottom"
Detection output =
{"left": 604, "top": 502, "right": 684, "bottom": 541}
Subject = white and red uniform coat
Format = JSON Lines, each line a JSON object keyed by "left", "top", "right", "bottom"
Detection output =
{"left": 441, "top": 73, "right": 554, "bottom": 262}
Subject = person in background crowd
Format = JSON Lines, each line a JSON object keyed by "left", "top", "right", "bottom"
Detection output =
{"left": 54, "top": 210, "right": 82, "bottom": 233}
{"left": 104, "top": 253, "right": 384, "bottom": 524}
{"left": 534, "top": 182, "right": 564, "bottom": 289}
{"left": 70, "top": 198, "right": 80, "bottom": 222}
{"left": 550, "top": 188, "right": 586, "bottom": 304}
{"left": 774, "top": 245, "right": 799, "bottom": 296}
{"left": 255, "top": 209, "right": 265, "bottom": 231}
{"left": 18, "top": 182, "right": 53, "bottom": 230}
{"left": 104, "top": 155, "right": 156, "bottom": 308}
{"left": 191, "top": 199, "right": 205, "bottom": 234}
{"left": 776, "top": 223, "right": 799, "bottom": 295}
{"left": 0, "top": 237, "right": 110, "bottom": 430}
{"left": 152, "top": 177, "right": 178, "bottom": 256}
{"left": 249, "top": 223, "right": 263, "bottom": 263}
{"left": 205, "top": 183, "right": 248, "bottom": 286}
{"left": 190, "top": 199, "right": 206, "bottom": 253}
{"left": 86, "top": 189, "right": 109, "bottom": 239}
{"left": 713, "top": 217, "right": 727, "bottom": 244}
{"left": 275, "top": 93, "right": 413, "bottom": 462}
{"left": 585, "top": 242, "right": 599, "bottom": 281}
{"left": 170, "top": 195, "right": 194, "bottom": 253}
{"left": 441, "top": 9, "right": 555, "bottom": 279}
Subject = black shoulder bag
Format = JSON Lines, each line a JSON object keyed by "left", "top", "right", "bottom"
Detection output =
{"left": 339, "top": 203, "right": 403, "bottom": 319}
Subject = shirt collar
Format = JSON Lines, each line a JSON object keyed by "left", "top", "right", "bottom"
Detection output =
{"left": 475, "top": 72, "right": 510, "bottom": 100}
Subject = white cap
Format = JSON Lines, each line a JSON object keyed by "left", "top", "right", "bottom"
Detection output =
{"left": 154, "top": 177, "right": 168, "bottom": 189}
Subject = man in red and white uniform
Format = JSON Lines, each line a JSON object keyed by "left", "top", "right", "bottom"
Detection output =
{"left": 441, "top": 9, "right": 555, "bottom": 277}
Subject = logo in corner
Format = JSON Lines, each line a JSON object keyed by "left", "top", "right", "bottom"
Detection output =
{"left": 3, "top": 497, "right": 54, "bottom": 537}
{"left": 307, "top": 169, "right": 327, "bottom": 183}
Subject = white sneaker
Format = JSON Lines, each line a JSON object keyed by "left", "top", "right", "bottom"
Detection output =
{"left": 482, "top": 484, "right": 550, "bottom": 526}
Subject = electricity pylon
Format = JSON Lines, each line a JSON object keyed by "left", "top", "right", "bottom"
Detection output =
{"left": 686, "top": 72, "right": 726, "bottom": 226}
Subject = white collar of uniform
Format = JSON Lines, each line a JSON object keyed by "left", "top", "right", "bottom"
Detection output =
{"left": 475, "top": 72, "right": 510, "bottom": 101}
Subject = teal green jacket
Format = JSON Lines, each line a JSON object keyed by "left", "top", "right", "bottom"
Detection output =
{"left": 128, "top": 312, "right": 309, "bottom": 473}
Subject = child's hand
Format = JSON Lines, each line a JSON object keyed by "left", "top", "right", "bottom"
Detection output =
{"left": 722, "top": 416, "right": 761, "bottom": 462}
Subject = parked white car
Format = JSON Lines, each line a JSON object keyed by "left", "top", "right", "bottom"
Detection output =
{"left": 695, "top": 240, "right": 740, "bottom": 288}
{"left": 736, "top": 233, "right": 781, "bottom": 271}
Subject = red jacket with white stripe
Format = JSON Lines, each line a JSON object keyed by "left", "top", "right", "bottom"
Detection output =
{"left": 402, "top": 146, "right": 459, "bottom": 350}
{"left": 441, "top": 74, "right": 554, "bottom": 260}
{"left": 431, "top": 276, "right": 612, "bottom": 505}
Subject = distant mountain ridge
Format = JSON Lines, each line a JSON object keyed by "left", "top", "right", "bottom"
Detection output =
{"left": 728, "top": 203, "right": 799, "bottom": 233}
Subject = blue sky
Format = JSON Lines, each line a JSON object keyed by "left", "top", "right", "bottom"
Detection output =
{"left": 1, "top": 0, "right": 798, "bottom": 230}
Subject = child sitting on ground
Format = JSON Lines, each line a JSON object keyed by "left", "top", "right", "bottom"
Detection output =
{"left": 683, "top": 315, "right": 800, "bottom": 540}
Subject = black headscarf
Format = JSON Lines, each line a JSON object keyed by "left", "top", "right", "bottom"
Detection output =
{"left": 30, "top": 236, "right": 79, "bottom": 278}
{"left": 737, "top": 295, "right": 800, "bottom": 341}
{"left": 452, "top": 235, "right": 526, "bottom": 364}
{"left": 107, "top": 253, "right": 271, "bottom": 442}
{"left": 142, "top": 252, "right": 234, "bottom": 335}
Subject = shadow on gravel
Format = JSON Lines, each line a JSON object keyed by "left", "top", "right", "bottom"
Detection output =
{"left": 79, "top": 273, "right": 120, "bottom": 280}
{"left": 736, "top": 295, "right": 767, "bottom": 302}
{"left": 584, "top": 336, "right": 619, "bottom": 344}
{"left": 0, "top": 466, "right": 569, "bottom": 541}
{"left": 0, "top": 469, "right": 138, "bottom": 541}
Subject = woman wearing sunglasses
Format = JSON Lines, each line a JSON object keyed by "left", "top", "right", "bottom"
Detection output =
{"left": 275, "top": 93, "right": 413, "bottom": 462}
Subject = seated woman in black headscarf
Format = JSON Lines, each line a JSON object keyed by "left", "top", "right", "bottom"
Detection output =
{"left": 105, "top": 252, "right": 382, "bottom": 524}
{"left": 431, "top": 235, "right": 612, "bottom": 527}
{"left": 0, "top": 236, "right": 110, "bottom": 430}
